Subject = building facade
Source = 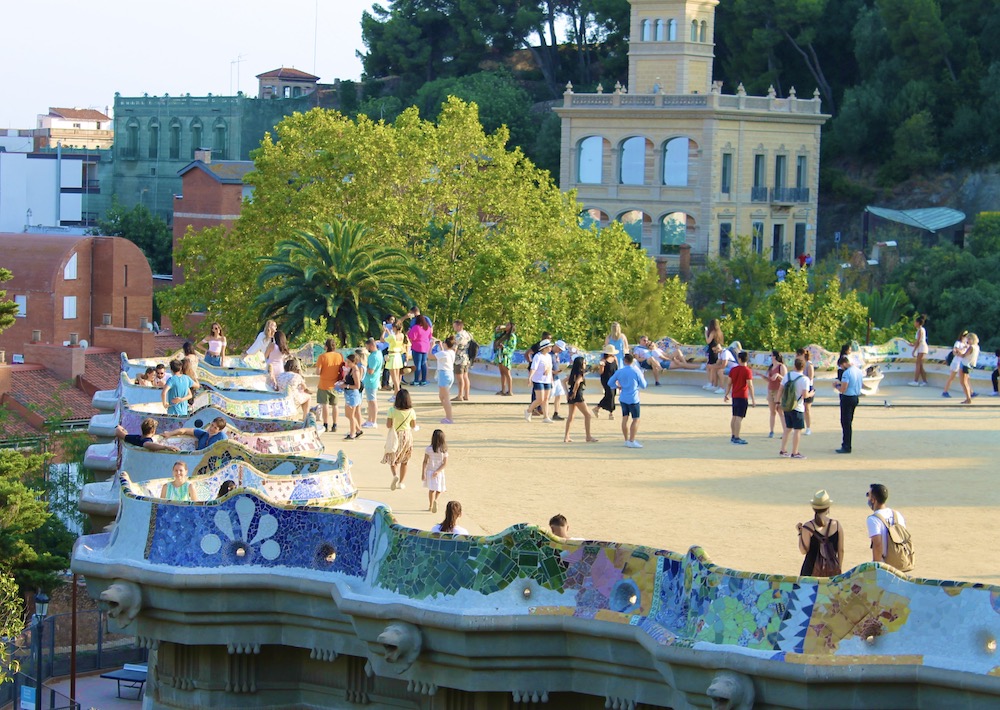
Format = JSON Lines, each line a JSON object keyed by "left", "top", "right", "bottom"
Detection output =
{"left": 111, "top": 68, "right": 339, "bottom": 223}
{"left": 0, "top": 150, "right": 107, "bottom": 232}
{"left": 35, "top": 107, "right": 114, "bottom": 151}
{"left": 0, "top": 233, "right": 153, "bottom": 361}
{"left": 556, "top": 0, "right": 829, "bottom": 272}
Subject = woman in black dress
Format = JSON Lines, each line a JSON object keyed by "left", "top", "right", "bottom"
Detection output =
{"left": 593, "top": 345, "right": 619, "bottom": 420}
{"left": 563, "top": 356, "right": 597, "bottom": 443}
{"left": 797, "top": 490, "right": 844, "bottom": 577}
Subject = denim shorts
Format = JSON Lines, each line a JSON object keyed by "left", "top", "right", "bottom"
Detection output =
{"left": 364, "top": 385, "right": 378, "bottom": 402}
{"left": 438, "top": 371, "right": 455, "bottom": 389}
{"left": 620, "top": 401, "right": 641, "bottom": 418}
{"left": 345, "top": 389, "right": 362, "bottom": 408}
{"left": 204, "top": 354, "right": 222, "bottom": 367}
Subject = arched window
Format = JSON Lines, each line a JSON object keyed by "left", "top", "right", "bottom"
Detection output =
{"left": 620, "top": 137, "right": 647, "bottom": 185}
{"left": 700, "top": 20, "right": 707, "bottom": 43}
{"left": 660, "top": 213, "right": 692, "bottom": 255}
{"left": 148, "top": 118, "right": 159, "bottom": 159}
{"left": 668, "top": 19, "right": 677, "bottom": 41}
{"left": 64, "top": 253, "right": 78, "bottom": 280}
{"left": 641, "top": 19, "right": 652, "bottom": 41}
{"left": 124, "top": 118, "right": 139, "bottom": 159}
{"left": 168, "top": 118, "right": 181, "bottom": 160}
{"left": 655, "top": 20, "right": 665, "bottom": 41}
{"left": 580, "top": 208, "right": 608, "bottom": 231}
{"left": 691, "top": 20, "right": 698, "bottom": 42}
{"left": 213, "top": 118, "right": 228, "bottom": 160}
{"left": 190, "top": 118, "right": 203, "bottom": 158}
{"left": 577, "top": 136, "right": 603, "bottom": 184}
{"left": 662, "top": 137, "right": 690, "bottom": 187}
{"left": 618, "top": 210, "right": 648, "bottom": 245}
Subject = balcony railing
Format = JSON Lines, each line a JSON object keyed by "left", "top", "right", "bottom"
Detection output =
{"left": 119, "top": 147, "right": 138, "bottom": 160}
{"left": 750, "top": 186, "right": 768, "bottom": 202}
{"left": 770, "top": 187, "right": 810, "bottom": 203}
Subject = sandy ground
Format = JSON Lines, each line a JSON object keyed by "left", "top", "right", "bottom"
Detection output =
{"left": 317, "top": 380, "right": 1000, "bottom": 586}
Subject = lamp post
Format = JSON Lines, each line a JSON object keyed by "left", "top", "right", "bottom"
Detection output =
{"left": 34, "top": 591, "right": 49, "bottom": 710}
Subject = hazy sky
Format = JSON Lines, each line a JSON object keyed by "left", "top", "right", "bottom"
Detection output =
{"left": 1, "top": 0, "right": 377, "bottom": 127}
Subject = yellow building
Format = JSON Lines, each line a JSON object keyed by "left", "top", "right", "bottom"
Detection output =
{"left": 556, "top": 0, "right": 829, "bottom": 272}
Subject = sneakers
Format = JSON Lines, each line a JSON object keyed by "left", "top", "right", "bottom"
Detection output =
{"left": 942, "top": 391, "right": 952, "bottom": 398}
{"left": 624, "top": 440, "right": 643, "bottom": 448}
{"left": 702, "top": 383, "right": 715, "bottom": 391}
{"left": 399, "top": 483, "right": 406, "bottom": 490}
{"left": 542, "top": 418, "right": 554, "bottom": 424}
{"left": 361, "top": 421, "right": 375, "bottom": 429}
{"left": 768, "top": 431, "right": 774, "bottom": 438}
{"left": 918, "top": 381, "right": 928, "bottom": 387}
{"left": 391, "top": 474, "right": 399, "bottom": 491}
{"left": 779, "top": 450, "right": 790, "bottom": 457}
{"left": 992, "top": 392, "right": 1000, "bottom": 397}
{"left": 714, "top": 387, "right": 726, "bottom": 395}
{"left": 790, "top": 452, "right": 807, "bottom": 459}
{"left": 730, "top": 437, "right": 748, "bottom": 445}
{"left": 907, "top": 381, "right": 920, "bottom": 387}
{"left": 524, "top": 408, "right": 533, "bottom": 422}
{"left": 440, "top": 418, "right": 453, "bottom": 424}
{"left": 804, "top": 428, "right": 812, "bottom": 436}
{"left": 835, "top": 448, "right": 851, "bottom": 454}
{"left": 654, "top": 381, "right": 661, "bottom": 386}
{"left": 972, "top": 391, "right": 979, "bottom": 398}
{"left": 551, "top": 413, "right": 564, "bottom": 421}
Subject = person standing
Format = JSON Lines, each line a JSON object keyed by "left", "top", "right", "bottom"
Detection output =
{"left": 723, "top": 350, "right": 755, "bottom": 445}
{"left": 594, "top": 345, "right": 619, "bottom": 420}
{"left": 265, "top": 330, "right": 290, "bottom": 390}
{"left": 452, "top": 320, "right": 472, "bottom": 402}
{"left": 341, "top": 352, "right": 364, "bottom": 440}
{"left": 834, "top": 355, "right": 863, "bottom": 453}
{"left": 778, "top": 357, "right": 809, "bottom": 459}
{"left": 604, "top": 322, "right": 629, "bottom": 368}
{"left": 607, "top": 353, "right": 647, "bottom": 448}
{"left": 796, "top": 490, "right": 844, "bottom": 577}
{"left": 909, "top": 315, "right": 930, "bottom": 386}
{"left": 942, "top": 331, "right": 969, "bottom": 397}
{"left": 363, "top": 338, "right": 384, "bottom": 428}
{"left": 766, "top": 351, "right": 787, "bottom": 439}
{"left": 421, "top": 429, "right": 449, "bottom": 513}
{"left": 431, "top": 335, "right": 457, "bottom": 424}
{"left": 703, "top": 319, "right": 724, "bottom": 391}
{"left": 384, "top": 320, "right": 409, "bottom": 396}
{"left": 524, "top": 340, "right": 554, "bottom": 423}
{"left": 315, "top": 338, "right": 344, "bottom": 433}
{"left": 200, "top": 322, "right": 227, "bottom": 367}
{"left": 866, "top": 483, "right": 907, "bottom": 566}
{"left": 493, "top": 322, "right": 517, "bottom": 396}
{"left": 959, "top": 332, "right": 981, "bottom": 404}
{"left": 162, "top": 359, "right": 196, "bottom": 416}
{"left": 562, "top": 356, "right": 597, "bottom": 443}
{"left": 797, "top": 347, "right": 816, "bottom": 436}
{"left": 383, "top": 389, "right": 417, "bottom": 490}
{"left": 549, "top": 340, "right": 567, "bottom": 421}
{"left": 408, "top": 315, "right": 433, "bottom": 386}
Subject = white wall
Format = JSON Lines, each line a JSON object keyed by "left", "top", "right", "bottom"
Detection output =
{"left": 0, "top": 153, "right": 29, "bottom": 232}
{"left": 0, "top": 129, "right": 33, "bottom": 153}
{"left": 0, "top": 152, "right": 85, "bottom": 231}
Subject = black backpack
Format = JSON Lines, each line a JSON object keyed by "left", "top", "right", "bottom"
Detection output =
{"left": 467, "top": 338, "right": 479, "bottom": 362}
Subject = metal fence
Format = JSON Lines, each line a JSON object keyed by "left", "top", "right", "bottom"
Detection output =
{"left": 0, "top": 610, "right": 147, "bottom": 708}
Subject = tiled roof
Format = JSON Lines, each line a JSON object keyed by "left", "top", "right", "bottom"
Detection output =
{"left": 8, "top": 367, "right": 97, "bottom": 422}
{"left": 153, "top": 334, "right": 187, "bottom": 357}
{"left": 255, "top": 67, "right": 319, "bottom": 81}
{"left": 49, "top": 107, "right": 111, "bottom": 121}
{"left": 83, "top": 350, "right": 123, "bottom": 391}
{"left": 177, "top": 160, "right": 255, "bottom": 184}
{"left": 0, "top": 408, "right": 44, "bottom": 441}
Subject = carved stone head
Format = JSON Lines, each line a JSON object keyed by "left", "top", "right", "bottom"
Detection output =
{"left": 100, "top": 580, "right": 142, "bottom": 628}
{"left": 707, "top": 671, "right": 755, "bottom": 710}
{"left": 376, "top": 621, "right": 422, "bottom": 673}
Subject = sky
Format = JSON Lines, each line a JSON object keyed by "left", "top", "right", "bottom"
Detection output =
{"left": 0, "top": 0, "right": 378, "bottom": 128}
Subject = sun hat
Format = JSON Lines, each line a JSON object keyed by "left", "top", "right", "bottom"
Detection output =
{"left": 538, "top": 339, "right": 552, "bottom": 349}
{"left": 554, "top": 340, "right": 567, "bottom": 350}
{"left": 810, "top": 489, "right": 833, "bottom": 509}
{"left": 601, "top": 344, "right": 618, "bottom": 355}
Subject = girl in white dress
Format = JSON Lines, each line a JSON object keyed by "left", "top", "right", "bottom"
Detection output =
{"left": 422, "top": 429, "right": 448, "bottom": 513}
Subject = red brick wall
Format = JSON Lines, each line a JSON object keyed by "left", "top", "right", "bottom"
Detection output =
{"left": 172, "top": 169, "right": 244, "bottom": 283}
{"left": 21, "top": 342, "right": 87, "bottom": 381}
{"left": 92, "top": 237, "right": 154, "bottom": 332}
{"left": 93, "top": 326, "right": 156, "bottom": 358}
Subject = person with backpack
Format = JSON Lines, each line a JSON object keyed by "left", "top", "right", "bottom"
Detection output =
{"left": 778, "top": 356, "right": 810, "bottom": 459}
{"left": 866, "top": 483, "right": 914, "bottom": 572}
{"left": 797, "top": 490, "right": 843, "bottom": 577}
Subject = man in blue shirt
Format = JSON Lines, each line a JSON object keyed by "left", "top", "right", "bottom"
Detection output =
{"left": 173, "top": 417, "right": 228, "bottom": 450}
{"left": 606, "top": 353, "right": 648, "bottom": 448}
{"left": 833, "top": 355, "right": 863, "bottom": 453}
{"left": 161, "top": 359, "right": 197, "bottom": 416}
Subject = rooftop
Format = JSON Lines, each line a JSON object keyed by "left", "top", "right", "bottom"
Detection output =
{"left": 48, "top": 107, "right": 111, "bottom": 121}
{"left": 7, "top": 366, "right": 97, "bottom": 423}
{"left": 256, "top": 67, "right": 320, "bottom": 82}
{"left": 177, "top": 160, "right": 255, "bottom": 184}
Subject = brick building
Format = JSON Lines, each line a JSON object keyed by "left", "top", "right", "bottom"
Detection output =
{"left": 171, "top": 153, "right": 254, "bottom": 283}
{"left": 0, "top": 233, "right": 153, "bottom": 362}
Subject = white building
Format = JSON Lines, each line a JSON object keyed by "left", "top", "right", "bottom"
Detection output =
{"left": 36, "top": 107, "right": 114, "bottom": 150}
{"left": 0, "top": 151, "right": 102, "bottom": 232}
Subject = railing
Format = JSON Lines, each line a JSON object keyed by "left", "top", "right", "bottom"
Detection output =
{"left": 7, "top": 672, "right": 79, "bottom": 710}
{"left": 84, "top": 180, "right": 100, "bottom": 191}
{"left": 750, "top": 186, "right": 768, "bottom": 202}
{"left": 770, "top": 186, "right": 810, "bottom": 203}
{"left": 0, "top": 610, "right": 147, "bottom": 707}
{"left": 566, "top": 91, "right": 822, "bottom": 114}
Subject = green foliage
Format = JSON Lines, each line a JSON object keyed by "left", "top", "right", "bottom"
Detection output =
{"left": 93, "top": 197, "right": 173, "bottom": 274}
{"left": 615, "top": 266, "right": 701, "bottom": 344}
{"left": 291, "top": 317, "right": 337, "bottom": 350}
{"left": 255, "top": 221, "right": 420, "bottom": 347}
{"left": 689, "top": 236, "right": 780, "bottom": 320}
{"left": 859, "top": 284, "right": 911, "bottom": 328}
{"left": 0, "top": 571, "right": 21, "bottom": 681}
{"left": 967, "top": 212, "right": 1000, "bottom": 257}
{"left": 879, "top": 110, "right": 940, "bottom": 183}
{"left": 0, "top": 268, "right": 19, "bottom": 334}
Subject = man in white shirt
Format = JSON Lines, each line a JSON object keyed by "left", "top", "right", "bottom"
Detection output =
{"left": 525, "top": 340, "right": 554, "bottom": 423}
{"left": 778, "top": 357, "right": 810, "bottom": 459}
{"left": 866, "top": 483, "right": 906, "bottom": 563}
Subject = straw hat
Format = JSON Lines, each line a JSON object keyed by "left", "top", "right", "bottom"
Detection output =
{"left": 601, "top": 344, "right": 618, "bottom": 355}
{"left": 810, "top": 490, "right": 833, "bottom": 509}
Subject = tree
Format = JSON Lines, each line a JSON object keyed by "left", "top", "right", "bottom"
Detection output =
{"left": 93, "top": 198, "right": 173, "bottom": 274}
{"left": 967, "top": 212, "right": 1000, "bottom": 258}
{"left": 0, "top": 268, "right": 19, "bottom": 333}
{"left": 163, "top": 99, "right": 659, "bottom": 348}
{"left": 255, "top": 221, "right": 421, "bottom": 346}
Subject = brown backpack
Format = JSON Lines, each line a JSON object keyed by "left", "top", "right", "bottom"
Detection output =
{"left": 805, "top": 521, "right": 842, "bottom": 577}
{"left": 871, "top": 511, "right": 914, "bottom": 572}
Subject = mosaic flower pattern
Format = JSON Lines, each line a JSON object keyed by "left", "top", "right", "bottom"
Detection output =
{"left": 201, "top": 497, "right": 281, "bottom": 560}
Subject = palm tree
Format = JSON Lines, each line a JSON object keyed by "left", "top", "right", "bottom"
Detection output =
{"left": 254, "top": 220, "right": 421, "bottom": 345}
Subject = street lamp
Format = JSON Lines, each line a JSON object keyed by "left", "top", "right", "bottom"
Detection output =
{"left": 34, "top": 591, "right": 49, "bottom": 710}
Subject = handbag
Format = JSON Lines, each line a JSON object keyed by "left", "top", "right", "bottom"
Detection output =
{"left": 384, "top": 427, "right": 398, "bottom": 454}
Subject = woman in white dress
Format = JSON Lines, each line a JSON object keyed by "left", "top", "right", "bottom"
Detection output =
{"left": 422, "top": 429, "right": 448, "bottom": 513}
{"left": 910, "top": 315, "right": 929, "bottom": 386}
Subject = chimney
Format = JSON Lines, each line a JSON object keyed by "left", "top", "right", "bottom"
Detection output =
{"left": 69, "top": 333, "right": 79, "bottom": 346}
{"left": 31, "top": 329, "right": 41, "bottom": 343}
{"left": 139, "top": 317, "right": 149, "bottom": 330}
{"left": 194, "top": 149, "right": 212, "bottom": 164}
{"left": 102, "top": 313, "right": 112, "bottom": 326}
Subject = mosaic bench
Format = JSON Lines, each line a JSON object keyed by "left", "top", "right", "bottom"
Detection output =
{"left": 94, "top": 374, "right": 301, "bottom": 418}
{"left": 90, "top": 399, "right": 312, "bottom": 440}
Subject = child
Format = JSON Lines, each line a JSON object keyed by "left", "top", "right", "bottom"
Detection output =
{"left": 422, "top": 429, "right": 448, "bottom": 513}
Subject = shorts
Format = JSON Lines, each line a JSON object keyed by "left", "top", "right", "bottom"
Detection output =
{"left": 365, "top": 386, "right": 378, "bottom": 402}
{"left": 783, "top": 410, "right": 805, "bottom": 430}
{"left": 345, "top": 389, "right": 361, "bottom": 408}
{"left": 317, "top": 388, "right": 337, "bottom": 405}
{"left": 707, "top": 349, "right": 719, "bottom": 365}
{"left": 531, "top": 382, "right": 552, "bottom": 391}
{"left": 962, "top": 364, "right": 970, "bottom": 375}
{"left": 453, "top": 361, "right": 469, "bottom": 374}
{"left": 620, "top": 401, "right": 641, "bottom": 419}
{"left": 639, "top": 360, "right": 652, "bottom": 370}
{"left": 438, "top": 370, "right": 455, "bottom": 389}
{"left": 552, "top": 378, "right": 566, "bottom": 397}
{"left": 732, "top": 398, "right": 748, "bottom": 418}
{"left": 950, "top": 356, "right": 963, "bottom": 373}
{"left": 766, "top": 389, "right": 780, "bottom": 405}
{"left": 205, "top": 354, "right": 222, "bottom": 367}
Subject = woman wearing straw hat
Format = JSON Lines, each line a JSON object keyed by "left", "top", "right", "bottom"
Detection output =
{"left": 593, "top": 344, "right": 619, "bottom": 420}
{"left": 796, "top": 490, "right": 844, "bottom": 577}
